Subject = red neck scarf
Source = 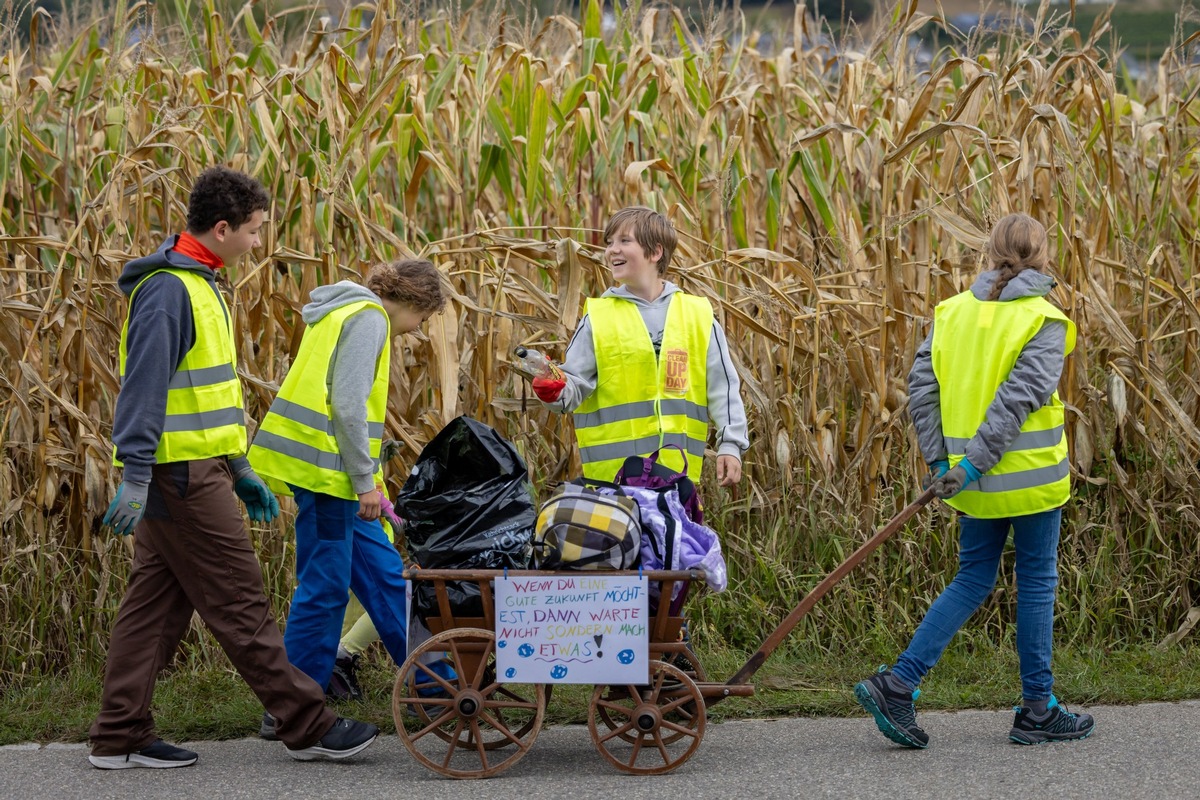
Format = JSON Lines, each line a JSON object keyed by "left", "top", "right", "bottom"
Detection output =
{"left": 173, "top": 232, "right": 224, "bottom": 270}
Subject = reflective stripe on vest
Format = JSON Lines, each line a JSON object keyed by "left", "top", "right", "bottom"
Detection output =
{"left": 249, "top": 300, "right": 389, "bottom": 501}
{"left": 932, "top": 291, "right": 1077, "bottom": 518}
{"left": 573, "top": 293, "right": 712, "bottom": 482}
{"left": 114, "top": 269, "right": 247, "bottom": 465}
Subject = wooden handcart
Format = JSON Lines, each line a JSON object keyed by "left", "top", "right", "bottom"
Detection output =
{"left": 392, "top": 488, "right": 935, "bottom": 779}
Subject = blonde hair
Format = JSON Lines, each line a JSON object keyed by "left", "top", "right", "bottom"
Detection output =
{"left": 603, "top": 206, "right": 678, "bottom": 276}
{"left": 366, "top": 259, "right": 446, "bottom": 313}
{"left": 986, "top": 213, "right": 1050, "bottom": 301}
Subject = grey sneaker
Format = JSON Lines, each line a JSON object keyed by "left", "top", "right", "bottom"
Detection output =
{"left": 259, "top": 711, "right": 278, "bottom": 741}
{"left": 1009, "top": 696, "right": 1095, "bottom": 744}
{"left": 89, "top": 739, "right": 198, "bottom": 770}
{"left": 286, "top": 717, "right": 378, "bottom": 761}
{"left": 854, "top": 666, "right": 929, "bottom": 749}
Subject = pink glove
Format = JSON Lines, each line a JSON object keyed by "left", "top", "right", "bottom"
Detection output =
{"left": 379, "top": 492, "right": 405, "bottom": 532}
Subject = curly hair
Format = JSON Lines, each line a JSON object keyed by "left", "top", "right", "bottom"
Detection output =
{"left": 366, "top": 259, "right": 446, "bottom": 313}
{"left": 603, "top": 206, "right": 678, "bottom": 276}
{"left": 186, "top": 166, "right": 270, "bottom": 234}
{"left": 986, "top": 213, "right": 1050, "bottom": 301}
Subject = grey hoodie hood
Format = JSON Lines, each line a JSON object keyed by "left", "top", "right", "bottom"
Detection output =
{"left": 118, "top": 236, "right": 216, "bottom": 295}
{"left": 600, "top": 280, "right": 681, "bottom": 307}
{"left": 302, "top": 281, "right": 382, "bottom": 324}
{"left": 969, "top": 269, "right": 1055, "bottom": 302}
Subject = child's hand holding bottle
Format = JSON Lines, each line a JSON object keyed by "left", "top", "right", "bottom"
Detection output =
{"left": 513, "top": 346, "right": 566, "bottom": 402}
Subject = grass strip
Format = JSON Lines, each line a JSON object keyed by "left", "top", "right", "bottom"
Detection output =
{"left": 4, "top": 639, "right": 1196, "bottom": 746}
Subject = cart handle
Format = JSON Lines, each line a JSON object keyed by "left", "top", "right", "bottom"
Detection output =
{"left": 724, "top": 487, "right": 937, "bottom": 688}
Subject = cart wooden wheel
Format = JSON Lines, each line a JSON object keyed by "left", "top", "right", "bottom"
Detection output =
{"left": 587, "top": 661, "right": 706, "bottom": 775}
{"left": 393, "top": 628, "right": 546, "bottom": 779}
{"left": 407, "top": 661, "right": 550, "bottom": 751}
{"left": 596, "top": 649, "right": 706, "bottom": 745}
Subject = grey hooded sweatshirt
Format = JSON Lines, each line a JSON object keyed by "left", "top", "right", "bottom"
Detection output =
{"left": 542, "top": 281, "right": 750, "bottom": 461}
{"left": 112, "top": 237, "right": 253, "bottom": 485}
{"left": 907, "top": 269, "right": 1069, "bottom": 475}
{"left": 294, "top": 281, "right": 392, "bottom": 497}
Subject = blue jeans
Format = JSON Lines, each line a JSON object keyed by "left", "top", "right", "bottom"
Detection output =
{"left": 892, "top": 508, "right": 1061, "bottom": 701}
{"left": 283, "top": 487, "right": 411, "bottom": 690}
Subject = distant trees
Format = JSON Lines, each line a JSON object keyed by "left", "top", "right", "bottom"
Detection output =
{"left": 811, "top": 0, "right": 875, "bottom": 25}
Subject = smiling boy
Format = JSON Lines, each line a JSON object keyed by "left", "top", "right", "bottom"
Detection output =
{"left": 534, "top": 206, "right": 748, "bottom": 487}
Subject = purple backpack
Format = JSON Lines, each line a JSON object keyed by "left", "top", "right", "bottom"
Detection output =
{"left": 613, "top": 444, "right": 704, "bottom": 525}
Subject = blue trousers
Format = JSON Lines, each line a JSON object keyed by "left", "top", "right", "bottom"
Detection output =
{"left": 892, "top": 508, "right": 1062, "bottom": 701}
{"left": 283, "top": 487, "right": 410, "bottom": 690}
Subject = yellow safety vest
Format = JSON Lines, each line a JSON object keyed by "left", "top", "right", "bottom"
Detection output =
{"left": 115, "top": 269, "right": 246, "bottom": 465}
{"left": 249, "top": 301, "right": 389, "bottom": 500}
{"left": 573, "top": 293, "right": 712, "bottom": 482}
{"left": 932, "top": 291, "right": 1077, "bottom": 518}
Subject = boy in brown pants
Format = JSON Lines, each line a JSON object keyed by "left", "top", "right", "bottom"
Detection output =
{"left": 89, "top": 166, "right": 377, "bottom": 769}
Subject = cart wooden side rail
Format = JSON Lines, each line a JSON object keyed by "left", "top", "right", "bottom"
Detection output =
{"left": 391, "top": 488, "right": 935, "bottom": 779}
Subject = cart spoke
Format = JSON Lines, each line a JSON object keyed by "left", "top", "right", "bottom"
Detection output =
{"left": 446, "top": 639, "right": 467, "bottom": 690}
{"left": 659, "top": 695, "right": 695, "bottom": 715}
{"left": 483, "top": 697, "right": 538, "bottom": 711}
{"left": 660, "top": 718, "right": 699, "bottom": 739}
{"left": 595, "top": 698, "right": 634, "bottom": 718}
{"left": 597, "top": 720, "right": 637, "bottom": 744}
{"left": 413, "top": 660, "right": 458, "bottom": 696}
{"left": 411, "top": 707, "right": 456, "bottom": 741}
{"left": 627, "top": 734, "right": 646, "bottom": 765}
{"left": 472, "top": 638, "right": 495, "bottom": 688}
{"left": 654, "top": 734, "right": 671, "bottom": 762}
{"left": 468, "top": 718, "right": 490, "bottom": 769}
{"left": 441, "top": 718, "right": 467, "bottom": 769}
{"left": 477, "top": 709, "right": 525, "bottom": 749}
{"left": 495, "top": 685, "right": 540, "bottom": 705}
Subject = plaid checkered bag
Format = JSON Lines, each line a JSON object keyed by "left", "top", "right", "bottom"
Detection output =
{"left": 533, "top": 481, "right": 642, "bottom": 569}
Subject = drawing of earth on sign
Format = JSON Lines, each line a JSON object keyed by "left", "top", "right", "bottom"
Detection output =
{"left": 505, "top": 667, "right": 516, "bottom": 679}
{"left": 550, "top": 665, "right": 568, "bottom": 679}
{"left": 617, "top": 649, "right": 635, "bottom": 665}
{"left": 497, "top": 639, "right": 507, "bottom": 648}
{"left": 518, "top": 643, "right": 534, "bottom": 658}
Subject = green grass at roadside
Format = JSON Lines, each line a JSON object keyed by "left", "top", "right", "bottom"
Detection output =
{"left": 4, "top": 638, "right": 1197, "bottom": 746}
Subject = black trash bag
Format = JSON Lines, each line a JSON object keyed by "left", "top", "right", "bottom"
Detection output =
{"left": 395, "top": 416, "right": 535, "bottom": 619}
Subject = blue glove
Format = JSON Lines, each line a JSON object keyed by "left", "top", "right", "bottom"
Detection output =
{"left": 922, "top": 459, "right": 949, "bottom": 490}
{"left": 234, "top": 471, "right": 280, "bottom": 523}
{"left": 103, "top": 481, "right": 150, "bottom": 535}
{"left": 931, "top": 458, "right": 981, "bottom": 499}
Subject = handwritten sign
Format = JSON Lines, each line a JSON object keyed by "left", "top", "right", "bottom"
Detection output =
{"left": 494, "top": 574, "right": 649, "bottom": 684}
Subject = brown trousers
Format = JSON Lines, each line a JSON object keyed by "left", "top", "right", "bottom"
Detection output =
{"left": 89, "top": 457, "right": 335, "bottom": 755}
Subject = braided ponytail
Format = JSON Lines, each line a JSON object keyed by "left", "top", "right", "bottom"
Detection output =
{"left": 985, "top": 214, "right": 1049, "bottom": 301}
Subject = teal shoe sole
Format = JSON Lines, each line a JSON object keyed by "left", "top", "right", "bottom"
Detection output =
{"left": 854, "top": 682, "right": 928, "bottom": 749}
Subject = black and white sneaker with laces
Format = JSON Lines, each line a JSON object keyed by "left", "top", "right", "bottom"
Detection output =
{"left": 854, "top": 665, "right": 929, "bottom": 749}
{"left": 326, "top": 653, "right": 363, "bottom": 701}
{"left": 286, "top": 716, "right": 378, "bottom": 761}
{"left": 88, "top": 739, "right": 198, "bottom": 770}
{"left": 1009, "top": 696, "right": 1095, "bottom": 744}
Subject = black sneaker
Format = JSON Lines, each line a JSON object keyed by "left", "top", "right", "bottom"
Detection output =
{"left": 286, "top": 717, "right": 378, "bottom": 761}
{"left": 326, "top": 653, "right": 363, "bottom": 701}
{"left": 89, "top": 739, "right": 198, "bottom": 770}
{"left": 1009, "top": 696, "right": 1095, "bottom": 745}
{"left": 259, "top": 711, "right": 279, "bottom": 741}
{"left": 854, "top": 666, "right": 929, "bottom": 749}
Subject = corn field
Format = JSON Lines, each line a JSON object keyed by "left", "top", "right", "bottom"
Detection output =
{"left": 1, "top": 0, "right": 1199, "bottom": 680}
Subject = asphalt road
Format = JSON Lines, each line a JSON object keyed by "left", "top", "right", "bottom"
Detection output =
{"left": 3, "top": 702, "right": 1197, "bottom": 800}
